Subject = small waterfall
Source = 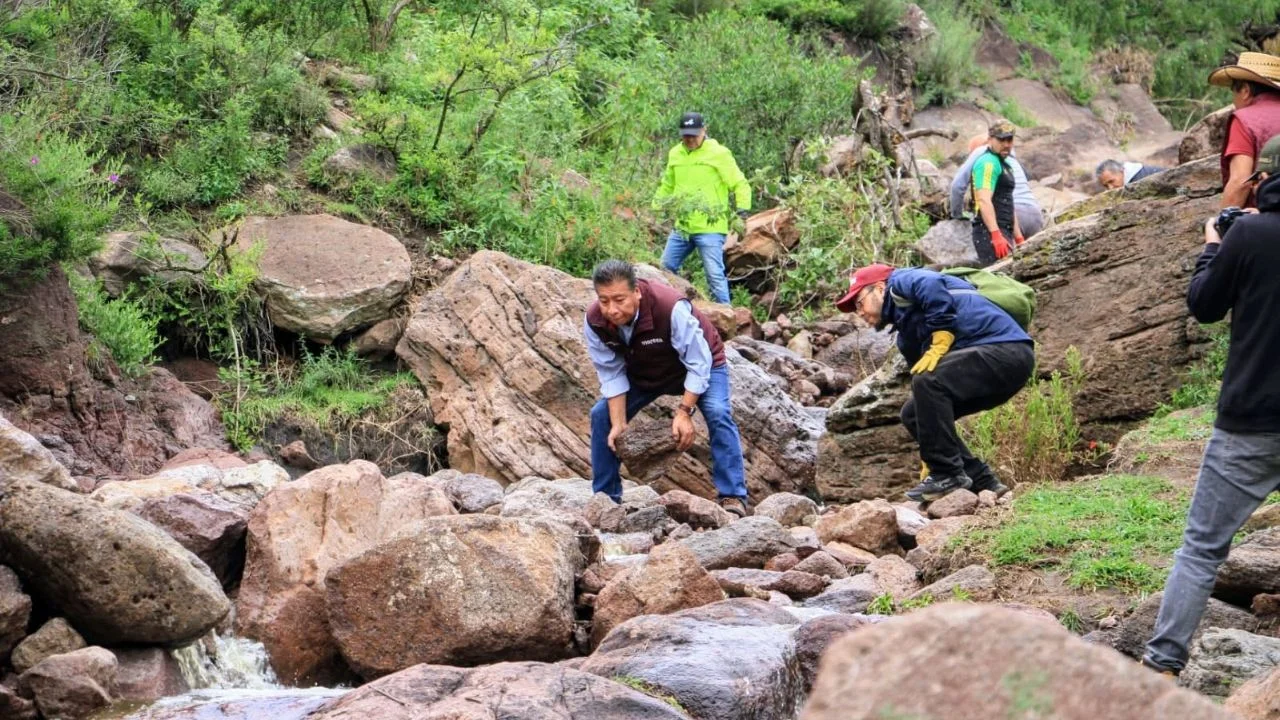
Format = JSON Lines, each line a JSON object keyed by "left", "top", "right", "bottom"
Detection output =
{"left": 171, "top": 634, "right": 280, "bottom": 690}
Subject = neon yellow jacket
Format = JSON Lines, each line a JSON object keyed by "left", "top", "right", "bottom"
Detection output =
{"left": 653, "top": 138, "right": 751, "bottom": 235}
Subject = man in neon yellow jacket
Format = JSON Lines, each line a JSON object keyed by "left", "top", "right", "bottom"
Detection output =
{"left": 653, "top": 112, "right": 751, "bottom": 304}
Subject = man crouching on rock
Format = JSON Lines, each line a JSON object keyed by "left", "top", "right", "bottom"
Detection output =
{"left": 584, "top": 259, "right": 751, "bottom": 517}
{"left": 836, "top": 263, "right": 1034, "bottom": 502}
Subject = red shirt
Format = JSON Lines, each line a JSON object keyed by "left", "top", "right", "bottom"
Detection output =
{"left": 1224, "top": 117, "right": 1254, "bottom": 160}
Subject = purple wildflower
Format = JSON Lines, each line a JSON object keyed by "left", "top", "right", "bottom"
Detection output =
{"left": 28, "top": 156, "right": 38, "bottom": 166}
{"left": 108, "top": 173, "right": 120, "bottom": 184}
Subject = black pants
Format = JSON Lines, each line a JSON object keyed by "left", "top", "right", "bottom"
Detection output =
{"left": 971, "top": 220, "right": 1013, "bottom": 267}
{"left": 900, "top": 342, "right": 1036, "bottom": 480}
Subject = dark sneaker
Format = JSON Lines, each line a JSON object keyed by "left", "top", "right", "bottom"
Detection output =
{"left": 1140, "top": 657, "right": 1179, "bottom": 679}
{"left": 719, "top": 496, "right": 749, "bottom": 518}
{"left": 905, "top": 473, "right": 972, "bottom": 502}
{"left": 970, "top": 475, "right": 1011, "bottom": 497}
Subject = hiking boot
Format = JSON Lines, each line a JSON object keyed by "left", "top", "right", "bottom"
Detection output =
{"left": 969, "top": 474, "right": 1011, "bottom": 498}
{"left": 718, "top": 496, "right": 749, "bottom": 518}
{"left": 905, "top": 473, "right": 972, "bottom": 502}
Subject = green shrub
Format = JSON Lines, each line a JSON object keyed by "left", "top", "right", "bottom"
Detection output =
{"left": 962, "top": 347, "right": 1085, "bottom": 486}
{"left": 0, "top": 113, "right": 121, "bottom": 284}
{"left": 743, "top": 0, "right": 905, "bottom": 39}
{"left": 914, "top": 1, "right": 981, "bottom": 107}
{"left": 67, "top": 271, "right": 160, "bottom": 377}
{"left": 773, "top": 151, "right": 929, "bottom": 311}
{"left": 665, "top": 12, "right": 862, "bottom": 181}
{"left": 217, "top": 347, "right": 420, "bottom": 452}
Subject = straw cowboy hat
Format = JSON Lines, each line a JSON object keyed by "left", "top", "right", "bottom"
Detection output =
{"left": 1208, "top": 52, "right": 1280, "bottom": 90}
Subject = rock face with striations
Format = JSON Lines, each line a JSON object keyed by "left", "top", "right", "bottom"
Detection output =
{"left": 817, "top": 157, "right": 1223, "bottom": 501}
{"left": 0, "top": 479, "right": 228, "bottom": 646}
{"left": 396, "top": 250, "right": 824, "bottom": 500}
{"left": 235, "top": 214, "right": 411, "bottom": 340}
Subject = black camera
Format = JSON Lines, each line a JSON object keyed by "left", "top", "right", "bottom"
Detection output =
{"left": 1215, "top": 206, "right": 1248, "bottom": 238}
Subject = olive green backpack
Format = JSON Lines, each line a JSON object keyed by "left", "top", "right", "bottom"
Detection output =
{"left": 941, "top": 267, "right": 1036, "bottom": 330}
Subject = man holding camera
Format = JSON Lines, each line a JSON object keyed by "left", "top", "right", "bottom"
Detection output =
{"left": 1143, "top": 134, "right": 1280, "bottom": 677}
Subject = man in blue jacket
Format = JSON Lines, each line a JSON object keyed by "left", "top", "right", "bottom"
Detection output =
{"left": 836, "top": 264, "right": 1035, "bottom": 501}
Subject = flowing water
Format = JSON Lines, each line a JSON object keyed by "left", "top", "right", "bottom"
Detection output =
{"left": 92, "top": 634, "right": 347, "bottom": 720}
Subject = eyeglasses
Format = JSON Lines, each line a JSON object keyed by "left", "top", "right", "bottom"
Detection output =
{"left": 854, "top": 287, "right": 875, "bottom": 312}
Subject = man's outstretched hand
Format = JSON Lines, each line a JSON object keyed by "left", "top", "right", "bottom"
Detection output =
{"left": 672, "top": 412, "right": 697, "bottom": 452}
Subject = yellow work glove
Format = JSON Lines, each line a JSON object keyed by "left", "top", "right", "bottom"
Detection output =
{"left": 910, "top": 330, "right": 955, "bottom": 374}
{"left": 919, "top": 462, "right": 930, "bottom": 482}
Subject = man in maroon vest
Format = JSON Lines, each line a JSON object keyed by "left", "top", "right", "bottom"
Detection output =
{"left": 1208, "top": 52, "right": 1280, "bottom": 208}
{"left": 584, "top": 259, "right": 750, "bottom": 516}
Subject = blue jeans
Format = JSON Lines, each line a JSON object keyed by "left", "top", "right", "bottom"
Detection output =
{"left": 1144, "top": 428, "right": 1280, "bottom": 671}
{"left": 661, "top": 231, "right": 730, "bottom": 304}
{"left": 589, "top": 365, "right": 747, "bottom": 502}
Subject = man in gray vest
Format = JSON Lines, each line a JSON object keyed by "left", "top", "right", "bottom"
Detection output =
{"left": 584, "top": 259, "right": 750, "bottom": 516}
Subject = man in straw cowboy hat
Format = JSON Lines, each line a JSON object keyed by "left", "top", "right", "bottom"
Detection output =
{"left": 1208, "top": 52, "right": 1280, "bottom": 208}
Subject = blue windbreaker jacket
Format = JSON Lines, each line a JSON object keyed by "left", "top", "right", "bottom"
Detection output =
{"left": 880, "top": 268, "right": 1032, "bottom": 364}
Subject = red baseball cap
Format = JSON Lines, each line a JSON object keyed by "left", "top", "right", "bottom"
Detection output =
{"left": 835, "top": 263, "right": 894, "bottom": 313}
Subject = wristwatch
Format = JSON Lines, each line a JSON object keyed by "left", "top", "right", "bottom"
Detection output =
{"left": 680, "top": 403, "right": 697, "bottom": 416}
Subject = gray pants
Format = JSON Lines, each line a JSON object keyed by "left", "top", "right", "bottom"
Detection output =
{"left": 1144, "top": 428, "right": 1280, "bottom": 671}
{"left": 1016, "top": 204, "right": 1045, "bottom": 239}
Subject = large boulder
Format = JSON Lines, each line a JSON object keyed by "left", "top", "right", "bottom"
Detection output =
{"left": 0, "top": 565, "right": 30, "bottom": 657}
{"left": 801, "top": 603, "right": 1235, "bottom": 719}
{"left": 815, "top": 356, "right": 917, "bottom": 503}
{"left": 678, "top": 516, "right": 798, "bottom": 570}
{"left": 1009, "top": 156, "right": 1222, "bottom": 425}
{"left": 915, "top": 219, "right": 979, "bottom": 268}
{"left": 1225, "top": 664, "right": 1280, "bottom": 720}
{"left": 1111, "top": 591, "right": 1259, "bottom": 659}
{"left": 309, "top": 662, "right": 691, "bottom": 719}
{"left": 0, "top": 414, "right": 78, "bottom": 491}
{"left": 90, "top": 458, "right": 287, "bottom": 512}
{"left": 1182, "top": 628, "right": 1280, "bottom": 698}
{"left": 19, "top": 646, "right": 118, "bottom": 720}
{"left": 396, "top": 250, "right": 824, "bottom": 500}
{"left": 234, "top": 214, "right": 411, "bottom": 340}
{"left": 135, "top": 492, "right": 249, "bottom": 587}
{"left": 12, "top": 618, "right": 85, "bottom": 674}
{"left": 0, "top": 479, "right": 228, "bottom": 645}
{"left": 111, "top": 646, "right": 188, "bottom": 703}
{"left": 592, "top": 542, "right": 726, "bottom": 647}
{"left": 88, "top": 231, "right": 208, "bottom": 297}
{"left": 813, "top": 327, "right": 895, "bottom": 384}
{"left": 325, "top": 515, "right": 582, "bottom": 679}
{"left": 1217, "top": 527, "right": 1280, "bottom": 600}
{"left": 236, "top": 461, "right": 457, "bottom": 685}
{"left": 582, "top": 599, "right": 803, "bottom": 720}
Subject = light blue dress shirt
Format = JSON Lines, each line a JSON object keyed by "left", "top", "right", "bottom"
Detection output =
{"left": 584, "top": 300, "right": 714, "bottom": 398}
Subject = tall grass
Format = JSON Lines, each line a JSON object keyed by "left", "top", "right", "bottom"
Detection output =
{"left": 914, "top": 1, "right": 983, "bottom": 107}
{"left": 962, "top": 347, "right": 1085, "bottom": 486}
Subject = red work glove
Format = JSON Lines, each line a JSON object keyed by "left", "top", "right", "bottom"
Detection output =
{"left": 1014, "top": 231, "right": 1026, "bottom": 246}
{"left": 990, "top": 230, "right": 1011, "bottom": 259}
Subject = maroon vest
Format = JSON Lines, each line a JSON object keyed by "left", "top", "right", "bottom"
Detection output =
{"left": 586, "top": 279, "right": 727, "bottom": 394}
{"left": 1222, "top": 93, "right": 1280, "bottom": 202}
